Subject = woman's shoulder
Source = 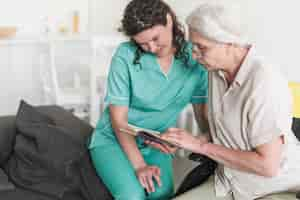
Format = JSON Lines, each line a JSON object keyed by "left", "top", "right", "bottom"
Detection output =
{"left": 114, "top": 41, "right": 138, "bottom": 59}
{"left": 250, "top": 56, "right": 286, "bottom": 85}
{"left": 247, "top": 55, "right": 289, "bottom": 99}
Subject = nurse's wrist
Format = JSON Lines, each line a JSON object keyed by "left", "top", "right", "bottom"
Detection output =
{"left": 133, "top": 161, "right": 147, "bottom": 171}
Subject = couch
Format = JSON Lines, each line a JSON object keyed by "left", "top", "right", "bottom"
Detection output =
{"left": 1, "top": 101, "right": 299, "bottom": 200}
{"left": 0, "top": 101, "right": 113, "bottom": 200}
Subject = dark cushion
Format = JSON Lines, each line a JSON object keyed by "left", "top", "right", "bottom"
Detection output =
{"left": 36, "top": 105, "right": 93, "bottom": 144}
{"left": 5, "top": 100, "right": 86, "bottom": 199}
{"left": 292, "top": 117, "right": 300, "bottom": 141}
{"left": 0, "top": 102, "right": 93, "bottom": 168}
{"left": 1, "top": 101, "right": 111, "bottom": 200}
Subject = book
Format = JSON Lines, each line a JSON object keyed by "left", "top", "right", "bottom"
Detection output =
{"left": 119, "top": 124, "right": 180, "bottom": 148}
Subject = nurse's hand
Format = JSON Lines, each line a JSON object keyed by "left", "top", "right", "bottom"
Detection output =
{"left": 161, "top": 128, "right": 208, "bottom": 154}
{"left": 135, "top": 165, "right": 161, "bottom": 194}
{"left": 144, "top": 140, "right": 178, "bottom": 154}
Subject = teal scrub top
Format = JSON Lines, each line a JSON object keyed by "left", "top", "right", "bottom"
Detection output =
{"left": 88, "top": 41, "right": 208, "bottom": 149}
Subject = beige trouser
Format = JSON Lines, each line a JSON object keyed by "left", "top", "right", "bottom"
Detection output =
{"left": 173, "top": 176, "right": 298, "bottom": 200}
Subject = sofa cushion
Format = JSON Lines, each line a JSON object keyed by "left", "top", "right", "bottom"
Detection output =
{"left": 0, "top": 187, "right": 84, "bottom": 200}
{"left": 78, "top": 151, "right": 113, "bottom": 200}
{"left": 174, "top": 188, "right": 297, "bottom": 200}
{"left": 0, "top": 116, "right": 16, "bottom": 166}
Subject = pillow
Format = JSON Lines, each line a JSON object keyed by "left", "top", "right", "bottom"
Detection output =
{"left": 0, "top": 101, "right": 54, "bottom": 166}
{"left": 4, "top": 100, "right": 110, "bottom": 200}
{"left": 16, "top": 100, "right": 93, "bottom": 146}
{"left": 37, "top": 105, "right": 93, "bottom": 144}
{"left": 16, "top": 100, "right": 54, "bottom": 125}
{"left": 7, "top": 100, "right": 85, "bottom": 198}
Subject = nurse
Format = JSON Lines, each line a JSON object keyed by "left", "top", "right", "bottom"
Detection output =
{"left": 88, "top": 0, "right": 208, "bottom": 199}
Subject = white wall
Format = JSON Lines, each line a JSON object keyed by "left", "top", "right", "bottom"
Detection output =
{"left": 168, "top": 0, "right": 300, "bottom": 81}
{"left": 0, "top": 0, "right": 89, "bottom": 116}
{"left": 89, "top": 0, "right": 202, "bottom": 35}
{"left": 89, "top": 0, "right": 128, "bottom": 35}
{"left": 0, "top": 0, "right": 89, "bottom": 34}
{"left": 1, "top": 0, "right": 300, "bottom": 115}
{"left": 0, "top": 43, "right": 44, "bottom": 115}
{"left": 91, "top": 0, "right": 300, "bottom": 81}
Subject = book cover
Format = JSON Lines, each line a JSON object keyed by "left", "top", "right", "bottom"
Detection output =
{"left": 119, "top": 124, "right": 180, "bottom": 148}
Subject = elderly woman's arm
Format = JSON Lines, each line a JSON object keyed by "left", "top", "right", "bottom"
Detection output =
{"left": 162, "top": 129, "right": 284, "bottom": 177}
{"left": 202, "top": 135, "right": 284, "bottom": 177}
{"left": 192, "top": 103, "right": 211, "bottom": 142}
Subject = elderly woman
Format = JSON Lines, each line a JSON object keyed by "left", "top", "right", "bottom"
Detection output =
{"left": 162, "top": 2, "right": 300, "bottom": 200}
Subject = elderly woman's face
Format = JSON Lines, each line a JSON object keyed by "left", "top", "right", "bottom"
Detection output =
{"left": 189, "top": 30, "right": 223, "bottom": 71}
{"left": 133, "top": 14, "right": 173, "bottom": 57}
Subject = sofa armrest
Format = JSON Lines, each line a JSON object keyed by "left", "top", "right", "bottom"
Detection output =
{"left": 0, "top": 168, "right": 14, "bottom": 191}
{"left": 0, "top": 116, "right": 16, "bottom": 166}
{"left": 188, "top": 153, "right": 211, "bottom": 163}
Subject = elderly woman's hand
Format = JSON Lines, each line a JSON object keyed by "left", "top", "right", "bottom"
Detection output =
{"left": 144, "top": 139, "right": 178, "bottom": 154}
{"left": 161, "top": 128, "right": 208, "bottom": 154}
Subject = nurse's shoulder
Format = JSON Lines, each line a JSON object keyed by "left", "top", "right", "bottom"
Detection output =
{"left": 113, "top": 41, "right": 138, "bottom": 62}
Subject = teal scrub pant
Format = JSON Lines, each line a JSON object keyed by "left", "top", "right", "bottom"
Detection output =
{"left": 89, "top": 143, "right": 174, "bottom": 200}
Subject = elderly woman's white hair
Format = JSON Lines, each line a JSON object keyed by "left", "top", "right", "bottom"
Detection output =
{"left": 186, "top": 1, "right": 253, "bottom": 46}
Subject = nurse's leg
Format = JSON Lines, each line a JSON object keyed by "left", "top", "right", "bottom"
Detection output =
{"left": 90, "top": 144, "right": 146, "bottom": 200}
{"left": 143, "top": 148, "right": 174, "bottom": 200}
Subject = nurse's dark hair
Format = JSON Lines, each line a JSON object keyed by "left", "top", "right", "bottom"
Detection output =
{"left": 119, "top": 0, "right": 190, "bottom": 66}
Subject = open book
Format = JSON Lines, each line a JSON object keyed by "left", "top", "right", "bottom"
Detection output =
{"left": 119, "top": 124, "right": 180, "bottom": 148}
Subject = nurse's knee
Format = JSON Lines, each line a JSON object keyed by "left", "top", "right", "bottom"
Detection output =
{"left": 149, "top": 182, "right": 174, "bottom": 200}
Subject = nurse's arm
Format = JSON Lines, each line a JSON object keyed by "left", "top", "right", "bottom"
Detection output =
{"left": 201, "top": 135, "right": 284, "bottom": 177}
{"left": 109, "top": 105, "right": 147, "bottom": 169}
{"left": 192, "top": 103, "right": 211, "bottom": 142}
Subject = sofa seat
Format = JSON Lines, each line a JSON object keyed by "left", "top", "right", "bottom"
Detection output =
{"left": 173, "top": 181, "right": 298, "bottom": 200}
